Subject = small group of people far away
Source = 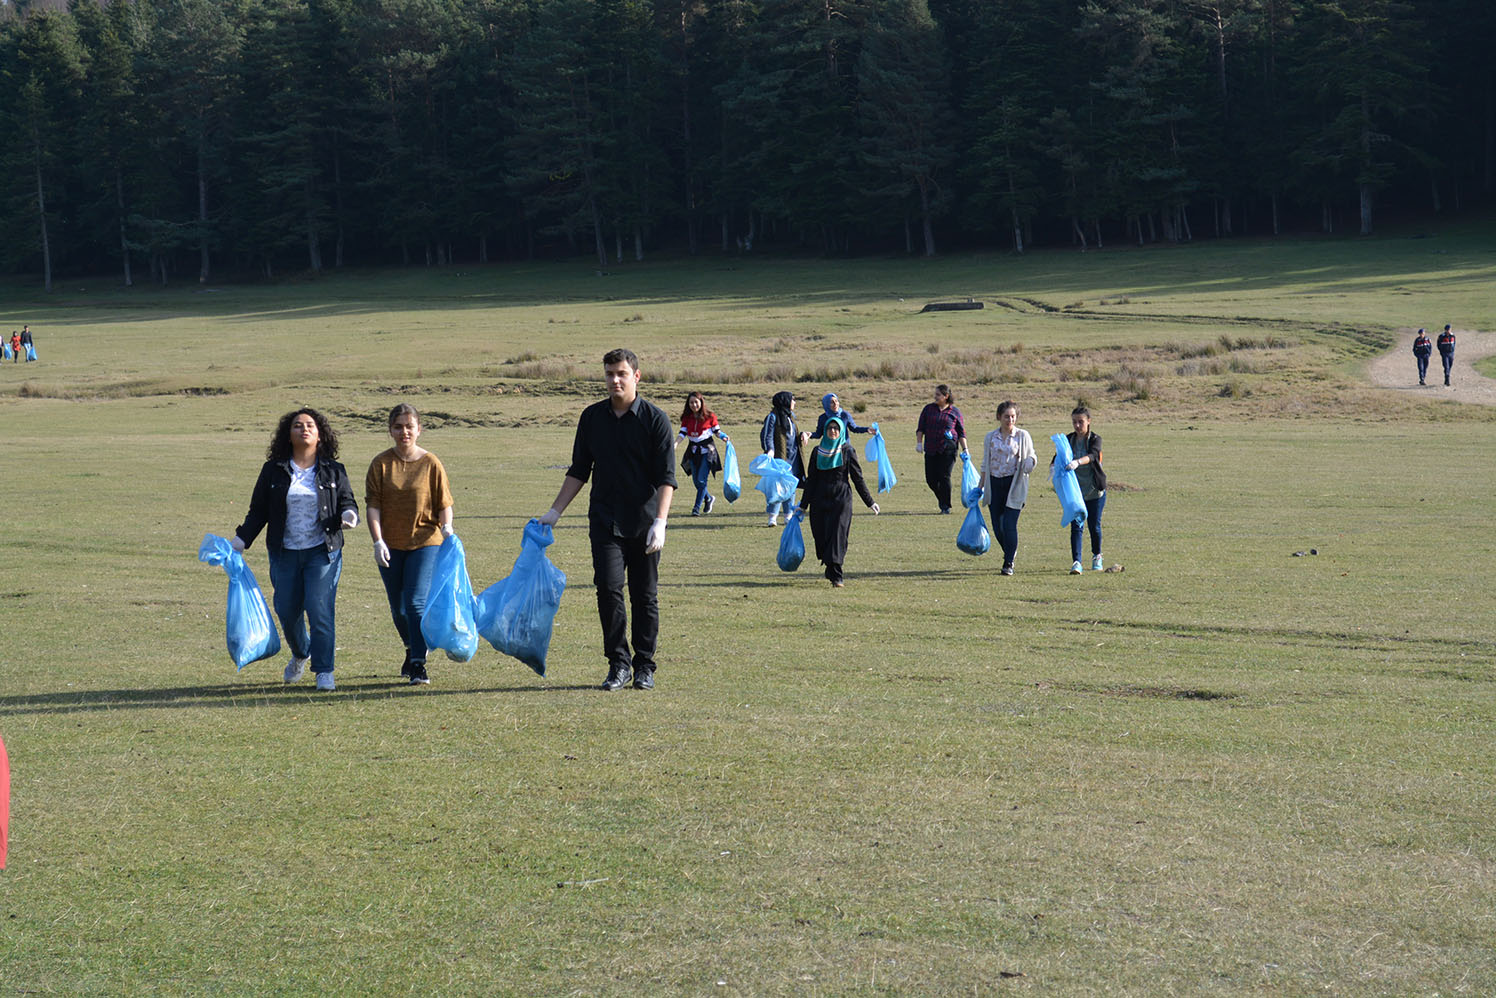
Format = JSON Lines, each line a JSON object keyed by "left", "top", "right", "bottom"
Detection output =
{"left": 225, "top": 350, "right": 1108, "bottom": 697}
{"left": 6, "top": 325, "right": 34, "bottom": 362}
{"left": 1411, "top": 324, "right": 1458, "bottom": 387}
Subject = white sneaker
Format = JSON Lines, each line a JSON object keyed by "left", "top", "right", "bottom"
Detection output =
{"left": 284, "top": 656, "right": 309, "bottom": 683}
{"left": 1092, "top": 554, "right": 1104, "bottom": 572}
{"left": 1070, "top": 561, "right": 1082, "bottom": 575}
{"left": 767, "top": 514, "right": 779, "bottom": 527}
{"left": 315, "top": 672, "right": 336, "bottom": 691}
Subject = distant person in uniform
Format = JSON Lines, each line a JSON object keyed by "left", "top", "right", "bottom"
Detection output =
{"left": 1437, "top": 325, "right": 1456, "bottom": 386}
{"left": 1412, "top": 329, "right": 1432, "bottom": 386}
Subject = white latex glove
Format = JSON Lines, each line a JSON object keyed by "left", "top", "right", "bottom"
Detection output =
{"left": 229, "top": 535, "right": 246, "bottom": 553}
{"left": 373, "top": 540, "right": 391, "bottom": 568}
{"left": 870, "top": 503, "right": 880, "bottom": 515}
{"left": 341, "top": 510, "right": 358, "bottom": 528}
{"left": 440, "top": 523, "right": 454, "bottom": 539}
{"left": 915, "top": 441, "right": 924, "bottom": 453}
{"left": 645, "top": 517, "right": 667, "bottom": 554}
{"left": 538, "top": 508, "right": 560, "bottom": 527}
{"left": 1065, "top": 459, "right": 1079, "bottom": 471}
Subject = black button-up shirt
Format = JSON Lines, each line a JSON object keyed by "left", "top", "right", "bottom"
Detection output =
{"left": 566, "top": 395, "right": 677, "bottom": 537}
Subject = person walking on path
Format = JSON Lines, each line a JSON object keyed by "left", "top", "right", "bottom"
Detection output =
{"left": 1437, "top": 325, "right": 1456, "bottom": 386}
{"left": 540, "top": 348, "right": 677, "bottom": 692}
{"left": 231, "top": 408, "right": 359, "bottom": 691}
{"left": 914, "top": 384, "right": 968, "bottom": 514}
{"left": 677, "top": 391, "right": 730, "bottom": 516}
{"left": 1412, "top": 329, "right": 1433, "bottom": 386}
{"left": 980, "top": 400, "right": 1037, "bottom": 576}
{"left": 365, "top": 404, "right": 455, "bottom": 686}
{"left": 760, "top": 391, "right": 809, "bottom": 527}
{"left": 796, "top": 418, "right": 879, "bottom": 587}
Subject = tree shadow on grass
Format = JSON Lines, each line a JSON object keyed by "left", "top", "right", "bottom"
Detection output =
{"left": 0, "top": 679, "right": 599, "bottom": 717}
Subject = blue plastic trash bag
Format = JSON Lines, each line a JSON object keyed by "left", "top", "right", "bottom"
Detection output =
{"left": 960, "top": 451, "right": 983, "bottom": 508}
{"left": 1050, "top": 433, "right": 1088, "bottom": 528}
{"left": 722, "top": 439, "right": 742, "bottom": 503}
{"left": 420, "top": 534, "right": 480, "bottom": 662}
{"left": 475, "top": 519, "right": 567, "bottom": 676}
{"left": 24, "top": 344, "right": 37, "bottom": 362}
{"left": 956, "top": 503, "right": 991, "bottom": 556}
{"left": 750, "top": 453, "right": 798, "bottom": 505}
{"left": 1, "top": 342, "right": 10, "bottom": 360}
{"left": 864, "top": 422, "right": 897, "bottom": 493}
{"left": 777, "top": 509, "right": 806, "bottom": 571}
{"left": 198, "top": 533, "right": 282, "bottom": 670}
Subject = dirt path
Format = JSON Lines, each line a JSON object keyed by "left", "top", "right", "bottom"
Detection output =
{"left": 1367, "top": 328, "right": 1496, "bottom": 405}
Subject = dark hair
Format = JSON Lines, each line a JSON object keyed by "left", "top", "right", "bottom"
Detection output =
{"left": 603, "top": 348, "right": 639, "bottom": 371}
{"left": 680, "top": 391, "right": 714, "bottom": 423}
{"left": 1071, "top": 405, "right": 1091, "bottom": 419}
{"left": 267, "top": 407, "right": 339, "bottom": 462}
{"left": 388, "top": 402, "right": 420, "bottom": 429}
{"left": 997, "top": 400, "right": 1018, "bottom": 419}
{"left": 935, "top": 384, "right": 954, "bottom": 403}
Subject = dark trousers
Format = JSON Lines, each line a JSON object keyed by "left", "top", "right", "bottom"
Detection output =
{"left": 1441, "top": 352, "right": 1454, "bottom": 382}
{"left": 590, "top": 524, "right": 660, "bottom": 675}
{"left": 1071, "top": 494, "right": 1106, "bottom": 561}
{"left": 989, "top": 475, "right": 1022, "bottom": 567}
{"left": 924, "top": 449, "right": 957, "bottom": 511}
{"left": 1416, "top": 354, "right": 1429, "bottom": 382}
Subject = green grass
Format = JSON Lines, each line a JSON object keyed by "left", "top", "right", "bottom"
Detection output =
{"left": 1, "top": 230, "right": 1494, "bottom": 994}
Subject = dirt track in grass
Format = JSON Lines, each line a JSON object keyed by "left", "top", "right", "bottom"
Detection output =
{"left": 1369, "top": 328, "right": 1496, "bottom": 405}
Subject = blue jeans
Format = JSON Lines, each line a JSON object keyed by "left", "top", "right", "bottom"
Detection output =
{"left": 989, "top": 475, "right": 1022, "bottom": 567}
{"left": 691, "top": 457, "right": 713, "bottom": 510}
{"left": 268, "top": 545, "right": 343, "bottom": 674}
{"left": 1071, "top": 493, "right": 1106, "bottom": 562}
{"left": 377, "top": 544, "right": 441, "bottom": 666}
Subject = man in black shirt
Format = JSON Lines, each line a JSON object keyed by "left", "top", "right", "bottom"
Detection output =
{"left": 540, "top": 348, "right": 677, "bottom": 690}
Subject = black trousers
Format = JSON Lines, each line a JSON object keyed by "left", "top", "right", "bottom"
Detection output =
{"left": 590, "top": 524, "right": 660, "bottom": 674}
{"left": 924, "top": 449, "right": 957, "bottom": 511}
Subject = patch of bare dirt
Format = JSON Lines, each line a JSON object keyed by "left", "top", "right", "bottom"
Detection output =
{"left": 1368, "top": 328, "right": 1496, "bottom": 405}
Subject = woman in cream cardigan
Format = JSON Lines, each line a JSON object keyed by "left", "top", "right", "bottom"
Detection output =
{"left": 980, "top": 400, "right": 1037, "bottom": 575}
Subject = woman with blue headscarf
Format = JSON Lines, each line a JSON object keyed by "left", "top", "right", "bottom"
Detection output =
{"left": 796, "top": 419, "right": 879, "bottom": 587}
{"left": 809, "top": 392, "right": 872, "bottom": 439}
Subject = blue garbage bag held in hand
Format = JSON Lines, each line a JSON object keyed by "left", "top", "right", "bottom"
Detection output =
{"left": 864, "top": 422, "right": 897, "bottom": 493}
{"left": 777, "top": 508, "right": 806, "bottom": 571}
{"left": 750, "top": 453, "right": 798, "bottom": 505}
{"left": 198, "top": 533, "right": 282, "bottom": 670}
{"left": 956, "top": 503, "right": 991, "bottom": 556}
{"left": 1050, "top": 433, "right": 1088, "bottom": 528}
{"left": 420, "top": 534, "right": 480, "bottom": 662}
{"left": 1, "top": 342, "right": 10, "bottom": 360}
{"left": 24, "top": 344, "right": 37, "bottom": 362}
{"left": 722, "top": 439, "right": 742, "bottom": 503}
{"left": 960, "top": 451, "right": 983, "bottom": 508}
{"left": 475, "top": 519, "right": 567, "bottom": 676}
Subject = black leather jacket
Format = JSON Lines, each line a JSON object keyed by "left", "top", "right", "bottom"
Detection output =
{"left": 235, "top": 458, "right": 358, "bottom": 554}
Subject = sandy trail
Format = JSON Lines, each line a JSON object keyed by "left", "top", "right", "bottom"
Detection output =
{"left": 1367, "top": 328, "right": 1496, "bottom": 405}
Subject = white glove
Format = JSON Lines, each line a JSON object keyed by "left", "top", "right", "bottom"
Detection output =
{"left": 870, "top": 503, "right": 880, "bottom": 515}
{"left": 440, "top": 523, "right": 454, "bottom": 539}
{"left": 341, "top": 510, "right": 358, "bottom": 528}
{"left": 645, "top": 517, "right": 667, "bottom": 554}
{"left": 539, "top": 508, "right": 561, "bottom": 527}
{"left": 373, "top": 540, "right": 391, "bottom": 568}
{"left": 915, "top": 442, "right": 924, "bottom": 454}
{"left": 1065, "top": 459, "right": 1079, "bottom": 471}
{"left": 229, "top": 535, "right": 246, "bottom": 553}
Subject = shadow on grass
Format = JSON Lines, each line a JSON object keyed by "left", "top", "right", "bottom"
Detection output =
{"left": 0, "top": 679, "right": 600, "bottom": 716}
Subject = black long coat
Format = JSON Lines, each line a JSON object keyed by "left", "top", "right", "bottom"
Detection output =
{"left": 798, "top": 447, "right": 877, "bottom": 567}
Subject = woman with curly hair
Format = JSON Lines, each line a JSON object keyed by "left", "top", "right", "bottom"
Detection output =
{"left": 232, "top": 408, "right": 359, "bottom": 690}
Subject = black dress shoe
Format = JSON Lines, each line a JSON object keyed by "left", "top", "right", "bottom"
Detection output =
{"left": 632, "top": 669, "right": 655, "bottom": 691}
{"left": 602, "top": 668, "right": 633, "bottom": 691}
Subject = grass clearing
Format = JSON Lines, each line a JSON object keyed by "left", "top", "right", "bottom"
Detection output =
{"left": 1, "top": 230, "right": 1495, "bottom": 994}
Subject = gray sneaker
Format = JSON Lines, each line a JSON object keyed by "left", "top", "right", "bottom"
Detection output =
{"left": 284, "top": 656, "right": 309, "bottom": 683}
{"left": 314, "top": 671, "right": 335, "bottom": 691}
{"left": 1092, "top": 554, "right": 1104, "bottom": 572}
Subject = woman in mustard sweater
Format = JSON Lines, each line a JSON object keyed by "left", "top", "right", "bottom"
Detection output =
{"left": 366, "top": 404, "right": 454, "bottom": 685}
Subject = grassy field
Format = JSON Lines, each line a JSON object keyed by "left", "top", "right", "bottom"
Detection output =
{"left": 1, "top": 227, "right": 1494, "bottom": 995}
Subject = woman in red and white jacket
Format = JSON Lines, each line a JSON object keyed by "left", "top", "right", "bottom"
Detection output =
{"left": 677, "top": 391, "right": 731, "bottom": 515}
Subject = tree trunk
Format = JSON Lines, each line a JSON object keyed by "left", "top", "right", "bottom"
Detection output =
{"left": 1271, "top": 193, "right": 1280, "bottom": 236}
{"left": 116, "top": 169, "right": 132, "bottom": 288}
{"left": 1093, "top": 220, "right": 1103, "bottom": 249}
{"left": 197, "top": 136, "right": 210, "bottom": 284}
{"left": 1071, "top": 217, "right": 1088, "bottom": 250}
{"left": 919, "top": 182, "right": 935, "bottom": 257}
{"left": 479, "top": 234, "right": 488, "bottom": 263}
{"left": 305, "top": 181, "right": 322, "bottom": 274}
{"left": 590, "top": 195, "right": 607, "bottom": 269}
{"left": 33, "top": 138, "right": 52, "bottom": 293}
{"left": 634, "top": 225, "right": 644, "bottom": 262}
{"left": 1358, "top": 183, "right": 1373, "bottom": 236}
{"left": 720, "top": 211, "right": 729, "bottom": 252}
{"left": 333, "top": 147, "right": 345, "bottom": 268}
{"left": 1010, "top": 207, "right": 1023, "bottom": 254}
